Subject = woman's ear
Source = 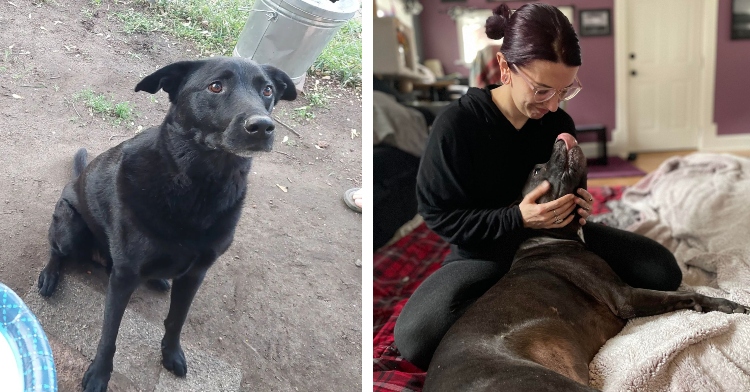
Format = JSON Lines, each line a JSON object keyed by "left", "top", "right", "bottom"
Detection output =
{"left": 496, "top": 52, "right": 511, "bottom": 85}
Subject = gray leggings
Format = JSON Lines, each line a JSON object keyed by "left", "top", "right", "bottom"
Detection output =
{"left": 393, "top": 222, "right": 682, "bottom": 370}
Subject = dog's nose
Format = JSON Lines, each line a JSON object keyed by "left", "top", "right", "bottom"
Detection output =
{"left": 244, "top": 117, "right": 275, "bottom": 136}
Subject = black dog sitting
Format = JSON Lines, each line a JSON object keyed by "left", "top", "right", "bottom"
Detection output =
{"left": 37, "top": 57, "right": 296, "bottom": 392}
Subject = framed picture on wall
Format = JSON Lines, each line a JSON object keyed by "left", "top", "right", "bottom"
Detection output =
{"left": 579, "top": 9, "right": 611, "bottom": 37}
{"left": 732, "top": 0, "right": 750, "bottom": 39}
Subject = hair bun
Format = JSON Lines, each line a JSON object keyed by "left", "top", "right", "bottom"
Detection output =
{"left": 486, "top": 4, "right": 511, "bottom": 40}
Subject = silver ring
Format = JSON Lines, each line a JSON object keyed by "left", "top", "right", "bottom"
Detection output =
{"left": 553, "top": 209, "right": 558, "bottom": 217}
{"left": 588, "top": 198, "right": 593, "bottom": 202}
{"left": 555, "top": 218, "right": 562, "bottom": 224}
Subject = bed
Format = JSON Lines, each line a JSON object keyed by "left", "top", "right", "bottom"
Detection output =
{"left": 373, "top": 153, "right": 750, "bottom": 391}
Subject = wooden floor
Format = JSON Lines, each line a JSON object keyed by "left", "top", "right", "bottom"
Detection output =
{"left": 589, "top": 150, "right": 750, "bottom": 187}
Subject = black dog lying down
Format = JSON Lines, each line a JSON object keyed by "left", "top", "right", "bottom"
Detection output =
{"left": 423, "top": 134, "right": 749, "bottom": 392}
{"left": 37, "top": 57, "right": 296, "bottom": 392}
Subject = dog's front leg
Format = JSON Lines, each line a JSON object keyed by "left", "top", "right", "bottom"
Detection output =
{"left": 82, "top": 266, "right": 140, "bottom": 392}
{"left": 161, "top": 269, "right": 207, "bottom": 377}
{"left": 612, "top": 287, "right": 750, "bottom": 319}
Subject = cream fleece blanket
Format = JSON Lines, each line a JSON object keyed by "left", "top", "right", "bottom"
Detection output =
{"left": 589, "top": 153, "right": 750, "bottom": 391}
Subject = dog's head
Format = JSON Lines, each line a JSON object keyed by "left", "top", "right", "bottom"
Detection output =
{"left": 135, "top": 57, "right": 297, "bottom": 157}
{"left": 521, "top": 133, "right": 588, "bottom": 229}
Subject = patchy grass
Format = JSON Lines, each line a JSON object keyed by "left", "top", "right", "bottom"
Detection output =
{"left": 117, "top": 8, "right": 162, "bottom": 33}
{"left": 311, "top": 18, "right": 362, "bottom": 87}
{"left": 115, "top": 0, "right": 361, "bottom": 87}
{"left": 293, "top": 106, "right": 315, "bottom": 121}
{"left": 114, "top": 102, "right": 134, "bottom": 121}
{"left": 307, "top": 91, "right": 328, "bottom": 108}
{"left": 291, "top": 79, "right": 330, "bottom": 122}
{"left": 80, "top": 7, "right": 94, "bottom": 19}
{"left": 118, "top": 0, "right": 256, "bottom": 56}
{"left": 306, "top": 79, "right": 329, "bottom": 108}
{"left": 75, "top": 89, "right": 134, "bottom": 123}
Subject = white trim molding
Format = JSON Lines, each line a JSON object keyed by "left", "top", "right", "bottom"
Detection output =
{"left": 611, "top": 0, "right": 629, "bottom": 158}
{"left": 696, "top": 0, "right": 723, "bottom": 152}
{"left": 699, "top": 124, "right": 750, "bottom": 151}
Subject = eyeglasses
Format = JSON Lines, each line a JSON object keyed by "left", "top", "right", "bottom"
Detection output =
{"left": 511, "top": 64, "right": 582, "bottom": 103}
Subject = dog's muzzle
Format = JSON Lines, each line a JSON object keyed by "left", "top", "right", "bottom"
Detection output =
{"left": 244, "top": 116, "right": 275, "bottom": 137}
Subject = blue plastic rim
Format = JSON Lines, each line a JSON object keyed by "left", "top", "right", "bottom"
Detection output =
{"left": 0, "top": 283, "right": 57, "bottom": 392}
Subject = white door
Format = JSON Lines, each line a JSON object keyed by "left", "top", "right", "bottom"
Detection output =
{"left": 626, "top": 0, "right": 704, "bottom": 152}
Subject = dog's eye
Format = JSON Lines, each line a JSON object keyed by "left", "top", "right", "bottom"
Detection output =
{"left": 534, "top": 168, "right": 541, "bottom": 175}
{"left": 208, "top": 82, "right": 223, "bottom": 93}
{"left": 263, "top": 85, "right": 273, "bottom": 97}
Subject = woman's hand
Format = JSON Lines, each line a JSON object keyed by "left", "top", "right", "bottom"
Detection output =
{"left": 575, "top": 188, "right": 594, "bottom": 225}
{"left": 519, "top": 181, "right": 576, "bottom": 229}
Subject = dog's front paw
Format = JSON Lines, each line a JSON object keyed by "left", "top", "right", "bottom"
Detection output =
{"left": 82, "top": 362, "right": 111, "bottom": 392}
{"left": 37, "top": 268, "right": 59, "bottom": 297}
{"left": 162, "top": 344, "right": 188, "bottom": 377}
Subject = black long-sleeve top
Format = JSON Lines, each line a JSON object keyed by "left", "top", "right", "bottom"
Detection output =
{"left": 416, "top": 85, "right": 576, "bottom": 263}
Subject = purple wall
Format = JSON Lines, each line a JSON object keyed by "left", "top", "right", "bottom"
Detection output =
{"left": 418, "top": 0, "right": 750, "bottom": 140}
{"left": 418, "top": 0, "right": 615, "bottom": 141}
{"left": 715, "top": 0, "right": 750, "bottom": 135}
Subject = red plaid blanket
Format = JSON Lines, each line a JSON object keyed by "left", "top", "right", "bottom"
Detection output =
{"left": 372, "top": 186, "right": 626, "bottom": 392}
{"left": 373, "top": 224, "right": 448, "bottom": 391}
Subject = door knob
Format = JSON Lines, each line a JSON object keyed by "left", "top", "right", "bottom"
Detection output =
{"left": 630, "top": 53, "right": 636, "bottom": 59}
{"left": 630, "top": 70, "right": 637, "bottom": 76}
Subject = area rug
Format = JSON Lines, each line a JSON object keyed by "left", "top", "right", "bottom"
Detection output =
{"left": 587, "top": 157, "right": 646, "bottom": 179}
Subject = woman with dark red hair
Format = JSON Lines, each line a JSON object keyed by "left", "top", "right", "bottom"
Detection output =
{"left": 394, "top": 2, "right": 681, "bottom": 370}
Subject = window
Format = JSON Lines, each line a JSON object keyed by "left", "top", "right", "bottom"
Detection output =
{"left": 455, "top": 6, "right": 574, "bottom": 65}
{"left": 455, "top": 9, "right": 495, "bottom": 64}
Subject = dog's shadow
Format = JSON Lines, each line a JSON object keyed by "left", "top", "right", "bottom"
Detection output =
{"left": 56, "top": 257, "right": 171, "bottom": 300}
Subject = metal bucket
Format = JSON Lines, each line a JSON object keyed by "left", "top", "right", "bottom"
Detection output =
{"left": 233, "top": 0, "right": 360, "bottom": 90}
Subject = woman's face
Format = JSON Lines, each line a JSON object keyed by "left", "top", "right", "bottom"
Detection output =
{"left": 505, "top": 59, "right": 580, "bottom": 120}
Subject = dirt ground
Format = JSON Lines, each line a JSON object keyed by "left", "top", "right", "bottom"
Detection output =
{"left": 0, "top": 1, "right": 362, "bottom": 391}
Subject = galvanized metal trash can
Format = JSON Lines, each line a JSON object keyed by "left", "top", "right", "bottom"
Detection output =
{"left": 233, "top": 0, "right": 360, "bottom": 90}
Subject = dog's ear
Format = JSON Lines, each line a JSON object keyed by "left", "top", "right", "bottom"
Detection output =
{"left": 261, "top": 64, "right": 297, "bottom": 102}
{"left": 135, "top": 61, "right": 200, "bottom": 103}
